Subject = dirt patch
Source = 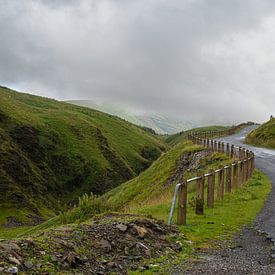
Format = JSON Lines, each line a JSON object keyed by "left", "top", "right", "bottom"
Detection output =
{"left": 0, "top": 215, "right": 181, "bottom": 274}
{"left": 5, "top": 215, "right": 45, "bottom": 228}
{"left": 165, "top": 150, "right": 211, "bottom": 187}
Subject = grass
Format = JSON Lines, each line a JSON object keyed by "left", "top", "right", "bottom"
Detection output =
{"left": 246, "top": 118, "right": 275, "bottom": 149}
{"left": 0, "top": 86, "right": 166, "bottom": 226}
{"left": 11, "top": 141, "right": 231, "bottom": 236}
{"left": 165, "top": 125, "right": 229, "bottom": 146}
{"left": 128, "top": 169, "right": 271, "bottom": 273}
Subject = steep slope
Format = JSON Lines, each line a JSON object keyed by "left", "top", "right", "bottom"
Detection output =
{"left": 67, "top": 100, "right": 195, "bottom": 134}
{"left": 0, "top": 86, "right": 166, "bottom": 226}
{"left": 57, "top": 140, "right": 233, "bottom": 226}
{"left": 245, "top": 118, "right": 275, "bottom": 148}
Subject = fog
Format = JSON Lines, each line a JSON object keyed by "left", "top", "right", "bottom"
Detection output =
{"left": 1, "top": 0, "right": 275, "bottom": 124}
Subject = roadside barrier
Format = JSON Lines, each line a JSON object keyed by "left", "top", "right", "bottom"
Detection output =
{"left": 168, "top": 123, "right": 255, "bottom": 225}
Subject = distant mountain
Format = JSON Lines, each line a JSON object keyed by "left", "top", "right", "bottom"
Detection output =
{"left": 66, "top": 100, "right": 196, "bottom": 134}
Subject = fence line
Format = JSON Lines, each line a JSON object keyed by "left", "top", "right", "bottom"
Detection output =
{"left": 168, "top": 122, "right": 255, "bottom": 225}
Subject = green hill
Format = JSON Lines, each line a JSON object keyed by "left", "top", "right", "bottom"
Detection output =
{"left": 165, "top": 125, "right": 228, "bottom": 146}
{"left": 245, "top": 118, "right": 275, "bottom": 149}
{"left": 0, "top": 86, "right": 166, "bottom": 226}
{"left": 67, "top": 100, "right": 196, "bottom": 134}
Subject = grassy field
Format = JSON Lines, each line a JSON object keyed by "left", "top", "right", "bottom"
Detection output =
{"left": 246, "top": 118, "right": 275, "bottom": 149}
{"left": 0, "top": 86, "right": 166, "bottom": 226}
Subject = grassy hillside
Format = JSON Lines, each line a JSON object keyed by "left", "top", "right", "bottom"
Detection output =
{"left": 165, "top": 125, "right": 228, "bottom": 146}
{"left": 54, "top": 140, "right": 234, "bottom": 226}
{"left": 0, "top": 86, "right": 166, "bottom": 226}
{"left": 67, "top": 100, "right": 195, "bottom": 134}
{"left": 245, "top": 118, "right": 275, "bottom": 148}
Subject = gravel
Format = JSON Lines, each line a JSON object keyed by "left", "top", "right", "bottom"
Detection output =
{"left": 176, "top": 227, "right": 275, "bottom": 274}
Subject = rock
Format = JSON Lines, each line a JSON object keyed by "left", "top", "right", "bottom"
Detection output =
{"left": 66, "top": 252, "right": 77, "bottom": 267}
{"left": 174, "top": 241, "right": 183, "bottom": 251}
{"left": 100, "top": 239, "right": 111, "bottom": 251}
{"left": 59, "top": 239, "right": 74, "bottom": 249}
{"left": 24, "top": 260, "right": 33, "bottom": 269}
{"left": 133, "top": 225, "right": 147, "bottom": 238}
{"left": 8, "top": 257, "right": 21, "bottom": 266}
{"left": 51, "top": 255, "right": 58, "bottom": 262}
{"left": 145, "top": 249, "right": 151, "bottom": 257}
{"left": 39, "top": 250, "right": 46, "bottom": 255}
{"left": 6, "top": 266, "right": 18, "bottom": 274}
{"left": 107, "top": 261, "right": 116, "bottom": 268}
{"left": 1, "top": 242, "right": 21, "bottom": 252}
{"left": 116, "top": 223, "right": 128, "bottom": 232}
{"left": 124, "top": 246, "right": 130, "bottom": 255}
{"left": 137, "top": 242, "right": 149, "bottom": 250}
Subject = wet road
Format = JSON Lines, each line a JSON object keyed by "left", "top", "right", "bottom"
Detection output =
{"left": 216, "top": 125, "right": 275, "bottom": 242}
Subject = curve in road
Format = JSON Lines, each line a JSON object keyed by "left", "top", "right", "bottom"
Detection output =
{"left": 216, "top": 125, "right": 275, "bottom": 242}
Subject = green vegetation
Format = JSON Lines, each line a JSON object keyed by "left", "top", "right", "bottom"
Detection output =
{"left": 165, "top": 125, "right": 228, "bottom": 146}
{"left": 128, "top": 169, "right": 271, "bottom": 273}
{"left": 26, "top": 141, "right": 232, "bottom": 231}
{"left": 0, "top": 86, "right": 166, "bottom": 226}
{"left": 246, "top": 118, "right": 275, "bottom": 149}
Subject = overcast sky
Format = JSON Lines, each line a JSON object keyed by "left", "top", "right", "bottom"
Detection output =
{"left": 1, "top": 0, "right": 275, "bottom": 124}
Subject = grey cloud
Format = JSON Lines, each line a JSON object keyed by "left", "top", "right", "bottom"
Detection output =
{"left": 0, "top": 0, "right": 275, "bottom": 125}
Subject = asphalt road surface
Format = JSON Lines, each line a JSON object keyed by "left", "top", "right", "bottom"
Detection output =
{"left": 177, "top": 126, "right": 275, "bottom": 274}
{"left": 216, "top": 125, "right": 275, "bottom": 241}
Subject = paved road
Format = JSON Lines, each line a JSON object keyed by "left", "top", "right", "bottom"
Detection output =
{"left": 216, "top": 125, "right": 275, "bottom": 241}
{"left": 178, "top": 126, "right": 275, "bottom": 274}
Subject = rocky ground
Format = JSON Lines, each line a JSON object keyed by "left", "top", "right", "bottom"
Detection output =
{"left": 0, "top": 214, "right": 182, "bottom": 274}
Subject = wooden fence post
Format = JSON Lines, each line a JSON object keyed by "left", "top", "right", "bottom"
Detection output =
{"left": 217, "top": 166, "right": 224, "bottom": 200}
{"left": 232, "top": 162, "right": 238, "bottom": 188}
{"left": 226, "top": 143, "right": 230, "bottom": 156}
{"left": 231, "top": 144, "right": 235, "bottom": 159}
{"left": 177, "top": 180, "right": 187, "bottom": 225}
{"left": 207, "top": 169, "right": 215, "bottom": 208}
{"left": 225, "top": 165, "right": 232, "bottom": 193}
{"left": 196, "top": 175, "right": 205, "bottom": 215}
{"left": 239, "top": 161, "right": 244, "bottom": 185}
{"left": 239, "top": 147, "right": 243, "bottom": 160}
{"left": 221, "top": 142, "right": 225, "bottom": 153}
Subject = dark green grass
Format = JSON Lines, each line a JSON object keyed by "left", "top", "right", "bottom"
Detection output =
{"left": 0, "top": 86, "right": 166, "bottom": 225}
{"left": 246, "top": 118, "right": 275, "bottom": 149}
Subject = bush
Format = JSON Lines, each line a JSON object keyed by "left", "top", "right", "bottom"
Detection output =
{"left": 60, "top": 193, "right": 116, "bottom": 224}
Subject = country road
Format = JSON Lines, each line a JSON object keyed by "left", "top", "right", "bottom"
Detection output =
{"left": 179, "top": 126, "right": 275, "bottom": 274}
{"left": 216, "top": 125, "right": 275, "bottom": 242}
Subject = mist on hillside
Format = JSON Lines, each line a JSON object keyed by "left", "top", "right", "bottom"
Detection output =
{"left": 0, "top": 1, "right": 275, "bottom": 124}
